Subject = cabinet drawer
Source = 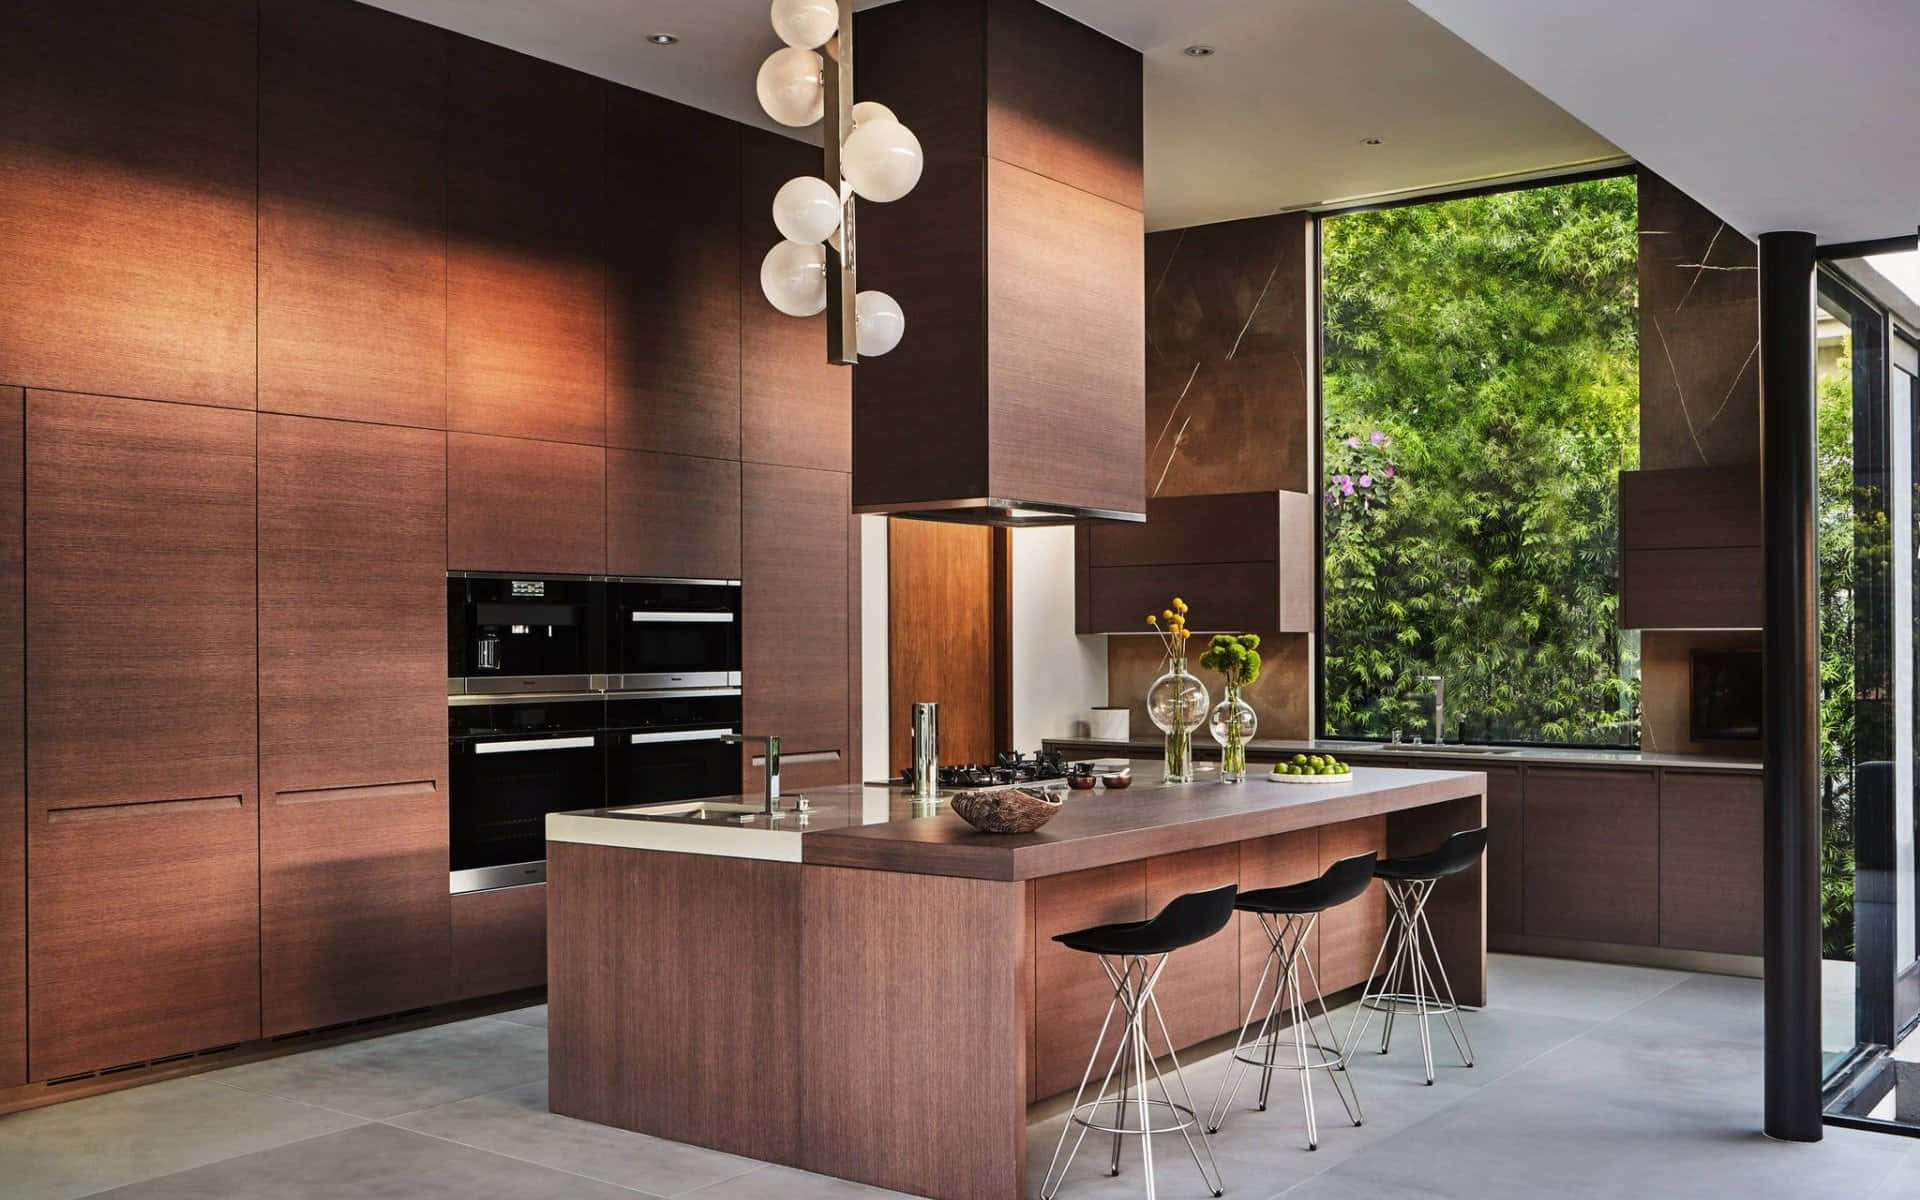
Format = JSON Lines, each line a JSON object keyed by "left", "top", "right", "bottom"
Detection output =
{"left": 452, "top": 883, "right": 547, "bottom": 999}
{"left": 1522, "top": 767, "right": 1659, "bottom": 945}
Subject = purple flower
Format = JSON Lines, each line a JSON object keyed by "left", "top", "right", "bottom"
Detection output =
{"left": 1370, "top": 431, "right": 1386, "bottom": 445}
{"left": 1340, "top": 479, "right": 1356, "bottom": 497}
{"left": 1326, "top": 492, "right": 1341, "bottom": 507}
{"left": 1358, "top": 474, "right": 1372, "bottom": 488}
{"left": 1345, "top": 436, "right": 1359, "bottom": 449}
{"left": 1384, "top": 465, "right": 1396, "bottom": 478}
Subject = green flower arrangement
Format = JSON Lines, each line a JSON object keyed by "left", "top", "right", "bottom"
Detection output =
{"left": 1200, "top": 635, "right": 1261, "bottom": 781}
{"left": 1200, "top": 634, "right": 1262, "bottom": 689}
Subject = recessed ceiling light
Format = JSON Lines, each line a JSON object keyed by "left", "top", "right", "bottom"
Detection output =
{"left": 645, "top": 32, "right": 679, "bottom": 46}
{"left": 1362, "top": 136, "right": 1384, "bottom": 146}
{"left": 1182, "top": 44, "right": 1215, "bottom": 57}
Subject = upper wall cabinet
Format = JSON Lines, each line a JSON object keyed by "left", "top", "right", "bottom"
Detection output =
{"left": 607, "top": 449, "right": 742, "bottom": 581}
{"left": 1619, "top": 466, "right": 1761, "bottom": 629}
{"left": 258, "top": 0, "right": 448, "bottom": 428}
{"left": 1075, "top": 490, "right": 1312, "bottom": 635}
{"left": 740, "top": 130, "right": 853, "bottom": 473}
{"left": 447, "top": 38, "right": 605, "bottom": 446}
{"left": 0, "top": 391, "right": 21, "bottom": 1089}
{"left": 608, "top": 92, "right": 742, "bottom": 461}
{"left": 0, "top": 0, "right": 256, "bottom": 408}
{"left": 449, "top": 432, "right": 606, "bottom": 575}
{"left": 25, "top": 390, "right": 260, "bottom": 1078}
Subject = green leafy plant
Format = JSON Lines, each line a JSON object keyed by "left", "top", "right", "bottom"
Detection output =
{"left": 1199, "top": 633, "right": 1262, "bottom": 688}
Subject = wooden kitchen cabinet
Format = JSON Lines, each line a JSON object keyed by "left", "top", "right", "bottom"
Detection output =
{"left": 0, "top": 1, "right": 257, "bottom": 409}
{"left": 258, "top": 415, "right": 450, "bottom": 1034}
{"left": 606, "top": 449, "right": 742, "bottom": 581}
{"left": 743, "top": 464, "right": 851, "bottom": 790}
{"left": 0, "top": 389, "right": 21, "bottom": 1088}
{"left": 607, "top": 91, "right": 742, "bottom": 461}
{"left": 1144, "top": 845, "right": 1241, "bottom": 1056}
{"left": 1484, "top": 766, "right": 1524, "bottom": 937}
{"left": 25, "top": 391, "right": 260, "bottom": 1078}
{"left": 1237, "top": 829, "right": 1320, "bottom": 1023}
{"left": 1659, "top": 770, "right": 1763, "bottom": 956}
{"left": 448, "top": 432, "right": 607, "bottom": 574}
{"left": 452, "top": 883, "right": 547, "bottom": 999}
{"left": 258, "top": 0, "right": 448, "bottom": 428}
{"left": 447, "top": 37, "right": 605, "bottom": 446}
{"left": 1522, "top": 767, "right": 1660, "bottom": 945}
{"left": 1031, "top": 862, "right": 1145, "bottom": 1101}
{"left": 1317, "top": 817, "right": 1388, "bottom": 995}
{"left": 740, "top": 130, "right": 852, "bottom": 473}
{"left": 1619, "top": 467, "right": 1761, "bottom": 630}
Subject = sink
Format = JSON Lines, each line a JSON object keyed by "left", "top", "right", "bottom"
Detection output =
{"left": 619, "top": 800, "right": 766, "bottom": 821}
{"left": 1371, "top": 744, "right": 1522, "bottom": 757}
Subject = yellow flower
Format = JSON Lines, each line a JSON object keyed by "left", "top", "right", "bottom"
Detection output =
{"left": 1147, "top": 614, "right": 1158, "bottom": 625}
{"left": 1162, "top": 609, "right": 1174, "bottom": 621}
{"left": 1173, "top": 598, "right": 1187, "bottom": 613}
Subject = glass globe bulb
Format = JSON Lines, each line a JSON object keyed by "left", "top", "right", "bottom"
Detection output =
{"left": 756, "top": 46, "right": 823, "bottom": 127}
{"left": 1208, "top": 696, "right": 1258, "bottom": 745}
{"left": 854, "top": 290, "right": 905, "bottom": 356}
{"left": 841, "top": 117, "right": 922, "bottom": 202}
{"left": 770, "top": 0, "right": 838, "bottom": 49}
{"left": 772, "top": 176, "right": 841, "bottom": 244}
{"left": 850, "top": 100, "right": 897, "bottom": 127}
{"left": 1146, "top": 666, "right": 1209, "bottom": 735}
{"left": 759, "top": 240, "right": 825, "bottom": 317}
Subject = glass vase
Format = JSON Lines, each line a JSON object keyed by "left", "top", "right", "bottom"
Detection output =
{"left": 1147, "top": 656, "right": 1209, "bottom": 784}
{"left": 1209, "top": 684, "right": 1258, "bottom": 783}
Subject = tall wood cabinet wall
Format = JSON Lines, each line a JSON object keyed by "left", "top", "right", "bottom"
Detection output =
{"left": 0, "top": 0, "right": 855, "bottom": 1085}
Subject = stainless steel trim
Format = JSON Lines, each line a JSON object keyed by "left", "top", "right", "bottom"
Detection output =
{"left": 628, "top": 611, "right": 734, "bottom": 623}
{"left": 472, "top": 735, "right": 597, "bottom": 755}
{"left": 604, "top": 575, "right": 741, "bottom": 587}
{"left": 450, "top": 863, "right": 547, "bottom": 894}
{"left": 607, "top": 686, "right": 741, "bottom": 700}
{"left": 452, "top": 673, "right": 597, "bottom": 696}
{"left": 628, "top": 727, "right": 735, "bottom": 745}
{"left": 449, "top": 691, "right": 607, "bottom": 707}
{"left": 755, "top": 749, "right": 839, "bottom": 766}
{"left": 850, "top": 496, "right": 1147, "bottom": 525}
{"left": 608, "top": 671, "right": 738, "bottom": 692}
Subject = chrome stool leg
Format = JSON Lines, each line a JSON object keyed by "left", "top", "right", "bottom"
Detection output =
{"left": 1206, "top": 912, "right": 1361, "bottom": 1149}
{"left": 1041, "top": 953, "right": 1222, "bottom": 1199}
{"left": 1344, "top": 877, "right": 1474, "bottom": 1084}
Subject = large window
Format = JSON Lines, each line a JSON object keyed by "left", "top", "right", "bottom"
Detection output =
{"left": 1319, "top": 175, "right": 1640, "bottom": 746}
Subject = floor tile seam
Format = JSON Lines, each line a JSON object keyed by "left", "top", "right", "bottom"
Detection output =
{"left": 65, "top": 1122, "right": 378, "bottom": 1200}
{"left": 191, "top": 1075, "right": 380, "bottom": 1125}
{"left": 366, "top": 1072, "right": 553, "bottom": 1123}
{"left": 344, "top": 1122, "right": 675, "bottom": 1198}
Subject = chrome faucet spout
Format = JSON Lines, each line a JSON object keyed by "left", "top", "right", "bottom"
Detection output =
{"left": 722, "top": 733, "right": 782, "bottom": 817}
{"left": 1424, "top": 676, "right": 1446, "bottom": 746}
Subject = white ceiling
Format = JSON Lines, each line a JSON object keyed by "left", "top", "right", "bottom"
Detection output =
{"left": 1406, "top": 0, "right": 1920, "bottom": 245}
{"left": 361, "top": 0, "right": 1621, "bottom": 231}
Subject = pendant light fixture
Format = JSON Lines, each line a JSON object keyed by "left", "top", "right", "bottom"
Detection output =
{"left": 753, "top": 0, "right": 920, "bottom": 363}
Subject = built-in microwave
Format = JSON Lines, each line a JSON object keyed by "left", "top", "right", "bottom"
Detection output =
{"left": 605, "top": 690, "right": 744, "bottom": 808}
{"left": 448, "top": 573, "right": 604, "bottom": 695}
{"left": 606, "top": 577, "right": 741, "bottom": 692}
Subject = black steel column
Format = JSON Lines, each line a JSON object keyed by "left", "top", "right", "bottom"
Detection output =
{"left": 1760, "top": 229, "right": 1823, "bottom": 1142}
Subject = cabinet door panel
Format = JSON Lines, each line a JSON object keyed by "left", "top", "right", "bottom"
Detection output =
{"left": 447, "top": 39, "right": 604, "bottom": 445}
{"left": 1486, "top": 766, "right": 1523, "bottom": 937}
{"left": 1523, "top": 767, "right": 1659, "bottom": 945}
{"left": 743, "top": 464, "right": 849, "bottom": 789}
{"left": 607, "top": 449, "right": 741, "bottom": 580}
{"left": 1237, "top": 829, "right": 1319, "bottom": 1024}
{"left": 1031, "top": 862, "right": 1145, "bottom": 1101}
{"left": 259, "top": 0, "right": 447, "bottom": 427}
{"left": 452, "top": 883, "right": 546, "bottom": 999}
{"left": 1659, "top": 771, "right": 1762, "bottom": 956}
{"left": 26, "top": 391, "right": 259, "bottom": 1077}
{"left": 740, "top": 131, "right": 851, "bottom": 472}
{"left": 1145, "top": 845, "right": 1240, "bottom": 1057}
{"left": 0, "top": 1, "right": 256, "bottom": 408}
{"left": 1316, "top": 817, "right": 1387, "bottom": 996}
{"left": 0, "top": 390, "right": 20, "bottom": 1087}
{"left": 259, "top": 415, "right": 449, "bottom": 1033}
{"left": 448, "top": 432, "right": 606, "bottom": 574}
{"left": 608, "top": 92, "right": 741, "bottom": 460}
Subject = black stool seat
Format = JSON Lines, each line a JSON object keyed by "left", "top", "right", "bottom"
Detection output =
{"left": 1237, "top": 852, "right": 1378, "bottom": 914}
{"left": 1373, "top": 828, "right": 1488, "bottom": 882}
{"left": 1053, "top": 883, "right": 1237, "bottom": 956}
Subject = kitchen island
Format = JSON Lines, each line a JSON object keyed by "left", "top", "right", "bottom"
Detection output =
{"left": 545, "top": 762, "right": 1486, "bottom": 1200}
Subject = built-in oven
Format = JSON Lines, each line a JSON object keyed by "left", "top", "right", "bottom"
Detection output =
{"left": 449, "top": 695, "right": 605, "bottom": 893}
{"left": 606, "top": 577, "right": 741, "bottom": 692}
{"left": 448, "top": 573, "right": 603, "bottom": 695}
{"left": 605, "top": 689, "right": 744, "bottom": 808}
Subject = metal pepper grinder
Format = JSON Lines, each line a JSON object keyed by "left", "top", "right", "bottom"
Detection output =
{"left": 911, "top": 702, "right": 940, "bottom": 799}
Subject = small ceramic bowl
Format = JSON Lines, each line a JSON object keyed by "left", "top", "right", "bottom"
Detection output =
{"left": 1098, "top": 772, "right": 1133, "bottom": 790}
{"left": 1067, "top": 774, "right": 1097, "bottom": 790}
{"left": 950, "top": 786, "right": 1063, "bottom": 834}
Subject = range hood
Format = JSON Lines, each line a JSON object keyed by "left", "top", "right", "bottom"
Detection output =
{"left": 849, "top": 0, "right": 1146, "bottom": 527}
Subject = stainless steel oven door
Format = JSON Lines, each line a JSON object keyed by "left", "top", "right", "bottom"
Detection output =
{"left": 450, "top": 729, "right": 604, "bottom": 893}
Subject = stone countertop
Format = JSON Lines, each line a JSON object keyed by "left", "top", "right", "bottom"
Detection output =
{"left": 547, "top": 760, "right": 1486, "bottom": 882}
{"left": 1044, "top": 735, "right": 1764, "bottom": 774}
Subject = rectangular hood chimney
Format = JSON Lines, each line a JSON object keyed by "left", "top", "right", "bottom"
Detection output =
{"left": 850, "top": 0, "right": 1145, "bottom": 527}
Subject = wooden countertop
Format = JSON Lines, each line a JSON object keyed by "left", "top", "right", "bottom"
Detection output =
{"left": 799, "top": 762, "right": 1485, "bottom": 881}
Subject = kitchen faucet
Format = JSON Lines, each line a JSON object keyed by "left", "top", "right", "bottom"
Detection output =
{"left": 1425, "top": 675, "right": 1446, "bottom": 745}
{"left": 722, "top": 733, "right": 783, "bottom": 817}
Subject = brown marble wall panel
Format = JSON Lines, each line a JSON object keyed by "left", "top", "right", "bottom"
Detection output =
{"left": 1107, "top": 631, "right": 1310, "bottom": 743}
{"left": 1638, "top": 169, "right": 1759, "bottom": 471}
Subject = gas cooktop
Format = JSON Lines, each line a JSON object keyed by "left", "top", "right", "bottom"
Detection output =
{"left": 898, "top": 749, "right": 1069, "bottom": 790}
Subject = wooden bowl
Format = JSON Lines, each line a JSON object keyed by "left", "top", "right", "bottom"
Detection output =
{"left": 1098, "top": 772, "right": 1133, "bottom": 790}
{"left": 950, "top": 786, "right": 1063, "bottom": 834}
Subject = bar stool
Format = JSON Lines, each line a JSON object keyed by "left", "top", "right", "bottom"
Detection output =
{"left": 1040, "top": 883, "right": 1236, "bottom": 1200}
{"left": 1344, "top": 827, "right": 1488, "bottom": 1084}
{"left": 1206, "top": 851, "right": 1377, "bottom": 1150}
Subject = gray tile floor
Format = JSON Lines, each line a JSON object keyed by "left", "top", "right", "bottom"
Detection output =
{"left": 1, "top": 955, "right": 1916, "bottom": 1199}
